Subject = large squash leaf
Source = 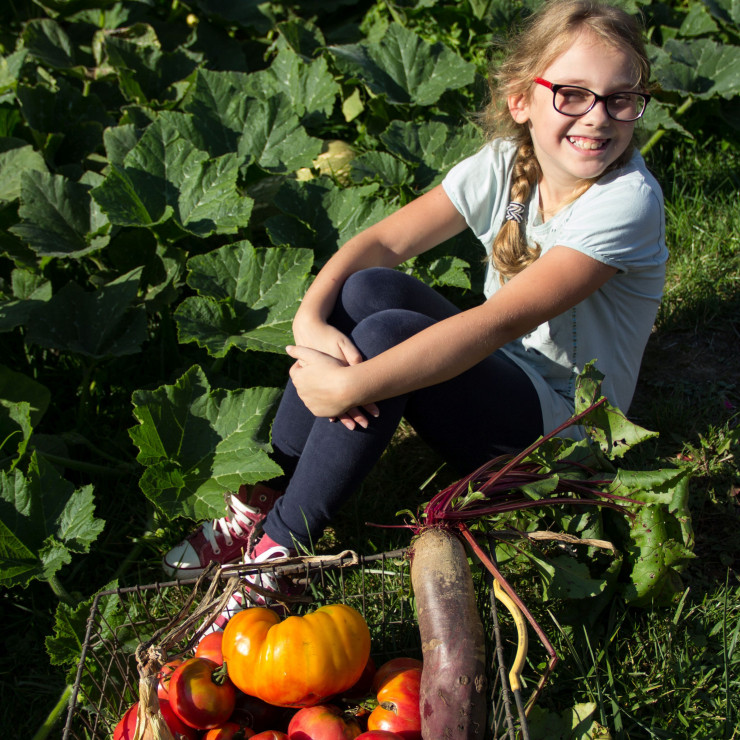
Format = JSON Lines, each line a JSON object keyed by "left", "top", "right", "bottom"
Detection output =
{"left": 0, "top": 453, "right": 104, "bottom": 589}
{"left": 328, "top": 23, "right": 476, "bottom": 106}
{"left": 129, "top": 365, "right": 282, "bottom": 521}
{"left": 174, "top": 242, "right": 313, "bottom": 357}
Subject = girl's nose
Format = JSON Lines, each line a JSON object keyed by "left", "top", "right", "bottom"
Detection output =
{"left": 581, "top": 98, "right": 612, "bottom": 124}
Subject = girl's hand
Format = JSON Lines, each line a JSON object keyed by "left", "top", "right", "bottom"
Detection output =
{"left": 292, "top": 318, "right": 363, "bottom": 367}
{"left": 286, "top": 344, "right": 379, "bottom": 431}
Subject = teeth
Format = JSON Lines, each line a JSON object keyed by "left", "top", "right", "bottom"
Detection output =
{"left": 568, "top": 137, "right": 607, "bottom": 150}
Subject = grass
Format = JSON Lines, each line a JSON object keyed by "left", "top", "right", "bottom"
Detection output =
{"left": 6, "top": 138, "right": 740, "bottom": 740}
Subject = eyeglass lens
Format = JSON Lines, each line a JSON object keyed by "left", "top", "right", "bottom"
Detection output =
{"left": 554, "top": 87, "right": 647, "bottom": 121}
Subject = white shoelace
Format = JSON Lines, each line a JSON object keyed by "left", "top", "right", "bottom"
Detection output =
{"left": 203, "top": 494, "right": 261, "bottom": 554}
{"left": 204, "top": 544, "right": 291, "bottom": 634}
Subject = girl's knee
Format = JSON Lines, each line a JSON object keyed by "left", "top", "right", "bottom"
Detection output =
{"left": 352, "top": 309, "right": 434, "bottom": 357}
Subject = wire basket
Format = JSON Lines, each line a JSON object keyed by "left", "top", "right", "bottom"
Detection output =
{"left": 62, "top": 548, "right": 530, "bottom": 739}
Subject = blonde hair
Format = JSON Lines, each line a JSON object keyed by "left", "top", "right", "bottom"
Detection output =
{"left": 479, "top": 0, "right": 651, "bottom": 282}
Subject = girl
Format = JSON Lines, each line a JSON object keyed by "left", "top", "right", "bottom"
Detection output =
{"left": 163, "top": 0, "right": 667, "bottom": 612}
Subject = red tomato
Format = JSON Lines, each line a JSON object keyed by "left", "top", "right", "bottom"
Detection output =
{"left": 113, "top": 700, "right": 199, "bottom": 740}
{"left": 203, "top": 720, "right": 256, "bottom": 739}
{"left": 251, "top": 733, "right": 289, "bottom": 740}
{"left": 158, "top": 659, "right": 184, "bottom": 700}
{"left": 169, "top": 656, "right": 237, "bottom": 730}
{"left": 356, "top": 733, "right": 405, "bottom": 739}
{"left": 287, "top": 704, "right": 362, "bottom": 739}
{"left": 366, "top": 668, "right": 422, "bottom": 740}
{"left": 340, "top": 656, "right": 376, "bottom": 701}
{"left": 196, "top": 631, "right": 225, "bottom": 666}
{"left": 230, "top": 692, "right": 284, "bottom": 732}
{"left": 371, "top": 659, "right": 422, "bottom": 694}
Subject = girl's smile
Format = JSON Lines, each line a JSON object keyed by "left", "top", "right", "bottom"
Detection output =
{"left": 508, "top": 30, "right": 641, "bottom": 214}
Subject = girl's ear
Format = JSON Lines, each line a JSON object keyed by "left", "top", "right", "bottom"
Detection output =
{"left": 508, "top": 93, "right": 530, "bottom": 124}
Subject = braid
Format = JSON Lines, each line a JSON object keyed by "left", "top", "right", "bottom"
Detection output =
{"left": 490, "top": 142, "right": 541, "bottom": 283}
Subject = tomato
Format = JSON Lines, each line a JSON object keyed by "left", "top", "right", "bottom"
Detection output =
{"left": 230, "top": 692, "right": 284, "bottom": 732}
{"left": 169, "top": 656, "right": 237, "bottom": 730}
{"left": 356, "top": 733, "right": 405, "bottom": 739}
{"left": 370, "top": 659, "right": 422, "bottom": 694}
{"left": 196, "top": 630, "right": 225, "bottom": 666}
{"left": 158, "top": 659, "right": 184, "bottom": 700}
{"left": 223, "top": 605, "right": 371, "bottom": 708}
{"left": 287, "top": 704, "right": 362, "bottom": 739}
{"left": 340, "top": 656, "right": 376, "bottom": 701}
{"left": 113, "top": 700, "right": 199, "bottom": 740}
{"left": 251, "top": 733, "right": 289, "bottom": 740}
{"left": 203, "top": 720, "right": 256, "bottom": 739}
{"left": 366, "top": 668, "right": 422, "bottom": 740}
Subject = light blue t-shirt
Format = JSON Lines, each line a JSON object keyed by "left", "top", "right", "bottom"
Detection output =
{"left": 442, "top": 138, "right": 667, "bottom": 437}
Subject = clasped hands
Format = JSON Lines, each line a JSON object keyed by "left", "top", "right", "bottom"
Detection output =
{"left": 286, "top": 344, "right": 380, "bottom": 431}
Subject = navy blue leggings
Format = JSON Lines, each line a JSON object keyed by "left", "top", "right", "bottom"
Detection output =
{"left": 262, "top": 267, "right": 543, "bottom": 549}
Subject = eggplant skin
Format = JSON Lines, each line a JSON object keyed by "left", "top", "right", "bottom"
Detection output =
{"left": 411, "top": 527, "right": 487, "bottom": 739}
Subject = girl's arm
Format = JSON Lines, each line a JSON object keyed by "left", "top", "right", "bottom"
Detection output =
{"left": 287, "top": 241, "right": 618, "bottom": 418}
{"left": 292, "top": 184, "right": 468, "bottom": 363}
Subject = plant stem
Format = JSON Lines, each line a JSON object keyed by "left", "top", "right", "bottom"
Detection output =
{"left": 641, "top": 97, "right": 694, "bottom": 157}
{"left": 31, "top": 685, "right": 73, "bottom": 740}
{"left": 48, "top": 573, "right": 75, "bottom": 606}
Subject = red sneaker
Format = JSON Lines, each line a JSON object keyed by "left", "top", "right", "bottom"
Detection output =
{"left": 204, "top": 540, "right": 296, "bottom": 634}
{"left": 162, "top": 484, "right": 283, "bottom": 578}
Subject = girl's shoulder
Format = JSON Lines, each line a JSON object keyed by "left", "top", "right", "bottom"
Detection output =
{"left": 590, "top": 149, "right": 664, "bottom": 204}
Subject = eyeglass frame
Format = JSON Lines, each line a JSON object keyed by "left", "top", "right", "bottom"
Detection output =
{"left": 533, "top": 77, "right": 651, "bottom": 122}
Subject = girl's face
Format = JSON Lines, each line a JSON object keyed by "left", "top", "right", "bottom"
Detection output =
{"left": 508, "top": 30, "right": 641, "bottom": 206}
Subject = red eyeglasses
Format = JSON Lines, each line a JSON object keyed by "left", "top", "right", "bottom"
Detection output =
{"left": 534, "top": 77, "right": 650, "bottom": 122}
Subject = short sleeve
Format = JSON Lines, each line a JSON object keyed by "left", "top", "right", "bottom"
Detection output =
{"left": 555, "top": 157, "right": 668, "bottom": 273}
{"left": 441, "top": 139, "right": 518, "bottom": 249}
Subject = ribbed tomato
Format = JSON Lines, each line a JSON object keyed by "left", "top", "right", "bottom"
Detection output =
{"left": 222, "top": 605, "right": 370, "bottom": 708}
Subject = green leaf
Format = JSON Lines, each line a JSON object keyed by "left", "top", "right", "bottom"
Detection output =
{"left": 26, "top": 267, "right": 147, "bottom": 359}
{"left": 0, "top": 364, "right": 50, "bottom": 427}
{"left": 0, "top": 139, "right": 48, "bottom": 203}
{"left": 403, "top": 254, "right": 472, "bottom": 290}
{"left": 529, "top": 552, "right": 610, "bottom": 601}
{"left": 622, "top": 500, "right": 696, "bottom": 606}
{"left": 16, "top": 77, "right": 111, "bottom": 162}
{"left": 0, "top": 453, "right": 104, "bottom": 588}
{"left": 0, "top": 400, "right": 33, "bottom": 467}
{"left": 329, "top": 23, "right": 476, "bottom": 106}
{"left": 529, "top": 702, "right": 605, "bottom": 740}
{"left": 46, "top": 581, "right": 122, "bottom": 668}
{"left": 679, "top": 3, "right": 720, "bottom": 36}
{"left": 174, "top": 242, "right": 313, "bottom": 357}
{"left": 246, "top": 47, "right": 341, "bottom": 122}
{"left": 266, "top": 179, "right": 395, "bottom": 263}
{"left": 91, "top": 112, "right": 253, "bottom": 238}
{"left": 349, "top": 151, "right": 411, "bottom": 188}
{"left": 22, "top": 18, "right": 77, "bottom": 69}
{"left": 575, "top": 362, "right": 658, "bottom": 458}
{"left": 94, "top": 23, "right": 199, "bottom": 105}
{"left": 10, "top": 170, "right": 110, "bottom": 257}
{"left": 651, "top": 38, "right": 740, "bottom": 100}
{"left": 129, "top": 365, "right": 283, "bottom": 521}
{"left": 237, "top": 95, "right": 324, "bottom": 174}
{"left": 0, "top": 50, "right": 28, "bottom": 98}
{"left": 380, "top": 119, "right": 482, "bottom": 188}
{"left": 0, "top": 272, "right": 51, "bottom": 333}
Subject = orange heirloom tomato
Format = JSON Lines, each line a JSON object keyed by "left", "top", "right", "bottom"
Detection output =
{"left": 222, "top": 604, "right": 371, "bottom": 708}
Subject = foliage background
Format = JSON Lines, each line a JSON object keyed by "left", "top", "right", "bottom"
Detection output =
{"left": 0, "top": 0, "right": 738, "bottom": 737}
